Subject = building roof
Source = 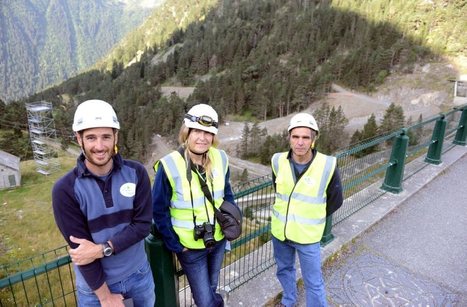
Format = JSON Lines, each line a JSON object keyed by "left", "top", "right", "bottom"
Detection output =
{"left": 0, "top": 150, "right": 20, "bottom": 171}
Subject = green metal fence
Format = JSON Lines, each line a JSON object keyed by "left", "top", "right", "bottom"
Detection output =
{"left": 0, "top": 246, "right": 75, "bottom": 306}
{"left": 1, "top": 104, "right": 466, "bottom": 306}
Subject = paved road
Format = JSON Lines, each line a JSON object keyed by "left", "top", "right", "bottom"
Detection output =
{"left": 317, "top": 153, "right": 467, "bottom": 306}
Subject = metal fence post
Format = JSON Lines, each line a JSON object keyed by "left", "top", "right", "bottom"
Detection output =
{"left": 453, "top": 107, "right": 467, "bottom": 146}
{"left": 425, "top": 114, "right": 447, "bottom": 164}
{"left": 145, "top": 226, "right": 178, "bottom": 307}
{"left": 320, "top": 215, "right": 334, "bottom": 246}
{"left": 381, "top": 129, "right": 409, "bottom": 193}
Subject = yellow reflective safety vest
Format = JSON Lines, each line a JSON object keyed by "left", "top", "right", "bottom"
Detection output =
{"left": 158, "top": 147, "right": 228, "bottom": 249}
{"left": 271, "top": 151, "right": 336, "bottom": 244}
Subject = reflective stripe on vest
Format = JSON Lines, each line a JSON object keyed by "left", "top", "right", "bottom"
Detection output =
{"left": 271, "top": 151, "right": 336, "bottom": 244}
{"left": 160, "top": 148, "right": 228, "bottom": 248}
{"left": 272, "top": 209, "right": 326, "bottom": 225}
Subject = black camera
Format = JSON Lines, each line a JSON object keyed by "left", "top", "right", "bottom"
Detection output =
{"left": 193, "top": 222, "right": 216, "bottom": 248}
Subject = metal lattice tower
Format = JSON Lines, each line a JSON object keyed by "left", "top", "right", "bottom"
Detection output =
{"left": 26, "top": 101, "right": 61, "bottom": 175}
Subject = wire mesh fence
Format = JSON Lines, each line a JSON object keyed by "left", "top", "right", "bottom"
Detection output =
{"left": 177, "top": 175, "right": 275, "bottom": 306}
{"left": 0, "top": 246, "right": 75, "bottom": 306}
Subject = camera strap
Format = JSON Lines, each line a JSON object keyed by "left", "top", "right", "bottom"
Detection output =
{"left": 183, "top": 149, "right": 215, "bottom": 225}
{"left": 179, "top": 146, "right": 202, "bottom": 227}
{"left": 190, "top": 163, "right": 220, "bottom": 220}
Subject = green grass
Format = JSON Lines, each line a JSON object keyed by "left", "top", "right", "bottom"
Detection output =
{"left": 0, "top": 153, "right": 76, "bottom": 265}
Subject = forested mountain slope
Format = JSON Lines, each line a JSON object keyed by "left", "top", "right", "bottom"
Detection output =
{"left": 1, "top": 0, "right": 466, "bottom": 163}
{"left": 0, "top": 0, "right": 163, "bottom": 102}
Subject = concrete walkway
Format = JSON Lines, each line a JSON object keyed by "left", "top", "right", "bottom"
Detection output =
{"left": 227, "top": 145, "right": 467, "bottom": 306}
{"left": 319, "top": 149, "right": 467, "bottom": 306}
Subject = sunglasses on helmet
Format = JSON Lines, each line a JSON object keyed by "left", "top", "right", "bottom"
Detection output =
{"left": 185, "top": 114, "right": 218, "bottom": 128}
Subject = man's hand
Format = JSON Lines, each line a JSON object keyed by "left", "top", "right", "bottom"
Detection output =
{"left": 69, "top": 236, "right": 103, "bottom": 265}
{"left": 95, "top": 282, "right": 125, "bottom": 307}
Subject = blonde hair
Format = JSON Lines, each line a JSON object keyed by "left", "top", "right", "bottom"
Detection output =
{"left": 178, "top": 123, "right": 220, "bottom": 180}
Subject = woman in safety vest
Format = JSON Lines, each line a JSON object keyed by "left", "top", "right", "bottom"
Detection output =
{"left": 152, "top": 103, "right": 237, "bottom": 307}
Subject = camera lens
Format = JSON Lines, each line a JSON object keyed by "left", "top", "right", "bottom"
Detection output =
{"left": 202, "top": 223, "right": 216, "bottom": 248}
{"left": 204, "top": 237, "right": 216, "bottom": 248}
{"left": 194, "top": 223, "right": 216, "bottom": 247}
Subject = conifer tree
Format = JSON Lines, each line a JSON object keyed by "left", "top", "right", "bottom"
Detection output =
{"left": 379, "top": 103, "right": 405, "bottom": 135}
{"left": 313, "top": 103, "right": 348, "bottom": 154}
{"left": 407, "top": 114, "right": 423, "bottom": 146}
{"left": 248, "top": 122, "right": 264, "bottom": 157}
{"left": 414, "top": 114, "right": 424, "bottom": 143}
{"left": 359, "top": 113, "right": 379, "bottom": 155}
{"left": 240, "top": 169, "right": 249, "bottom": 182}
{"left": 240, "top": 122, "right": 250, "bottom": 159}
{"left": 361, "top": 113, "right": 378, "bottom": 141}
{"left": 139, "top": 62, "right": 145, "bottom": 79}
{"left": 350, "top": 129, "right": 362, "bottom": 147}
{"left": 0, "top": 100, "right": 5, "bottom": 129}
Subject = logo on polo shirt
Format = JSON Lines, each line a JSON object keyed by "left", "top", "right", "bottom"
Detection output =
{"left": 120, "top": 183, "right": 136, "bottom": 197}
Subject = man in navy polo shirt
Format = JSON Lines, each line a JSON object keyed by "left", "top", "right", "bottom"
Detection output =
{"left": 52, "top": 99, "right": 155, "bottom": 307}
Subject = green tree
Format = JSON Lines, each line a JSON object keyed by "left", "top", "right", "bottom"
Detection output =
{"left": 248, "top": 122, "right": 266, "bottom": 157}
{"left": 139, "top": 62, "right": 145, "bottom": 79}
{"left": 358, "top": 114, "right": 380, "bottom": 156}
{"left": 259, "top": 131, "right": 289, "bottom": 165}
{"left": 0, "top": 130, "right": 33, "bottom": 160}
{"left": 240, "top": 169, "right": 249, "bottom": 182}
{"left": 379, "top": 103, "right": 405, "bottom": 135}
{"left": 314, "top": 103, "right": 348, "bottom": 154}
{"left": 111, "top": 60, "right": 123, "bottom": 80}
{"left": 240, "top": 122, "right": 250, "bottom": 158}
{"left": 0, "top": 99, "right": 6, "bottom": 129}
{"left": 3, "top": 101, "right": 27, "bottom": 130}
{"left": 350, "top": 129, "right": 362, "bottom": 147}
{"left": 407, "top": 114, "right": 423, "bottom": 146}
{"left": 361, "top": 114, "right": 378, "bottom": 141}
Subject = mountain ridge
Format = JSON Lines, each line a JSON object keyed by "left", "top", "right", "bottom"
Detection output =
{"left": 0, "top": 0, "right": 164, "bottom": 102}
{"left": 2, "top": 0, "right": 466, "bottom": 165}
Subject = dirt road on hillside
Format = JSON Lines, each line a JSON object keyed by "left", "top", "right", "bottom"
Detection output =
{"left": 147, "top": 61, "right": 459, "bottom": 178}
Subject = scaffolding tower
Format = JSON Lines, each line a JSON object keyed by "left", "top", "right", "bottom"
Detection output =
{"left": 26, "top": 101, "right": 61, "bottom": 175}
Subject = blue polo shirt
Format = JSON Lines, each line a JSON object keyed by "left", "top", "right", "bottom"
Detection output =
{"left": 52, "top": 153, "right": 152, "bottom": 290}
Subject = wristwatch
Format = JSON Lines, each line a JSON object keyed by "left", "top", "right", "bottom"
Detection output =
{"left": 102, "top": 242, "right": 114, "bottom": 257}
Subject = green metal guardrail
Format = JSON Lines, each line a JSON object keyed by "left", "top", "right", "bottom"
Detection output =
{"left": 1, "top": 103, "right": 466, "bottom": 306}
{"left": 0, "top": 246, "right": 76, "bottom": 306}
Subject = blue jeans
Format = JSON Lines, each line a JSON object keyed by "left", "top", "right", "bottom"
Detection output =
{"left": 272, "top": 236, "right": 327, "bottom": 307}
{"left": 76, "top": 260, "right": 155, "bottom": 307}
{"left": 176, "top": 239, "right": 226, "bottom": 307}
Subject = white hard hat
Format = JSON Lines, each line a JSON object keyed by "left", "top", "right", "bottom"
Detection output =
{"left": 184, "top": 104, "right": 218, "bottom": 135}
{"left": 72, "top": 100, "right": 120, "bottom": 132}
{"left": 288, "top": 113, "right": 319, "bottom": 133}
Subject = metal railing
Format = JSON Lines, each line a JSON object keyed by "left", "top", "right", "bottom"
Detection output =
{"left": 0, "top": 246, "right": 75, "bottom": 306}
{"left": 1, "top": 104, "right": 466, "bottom": 306}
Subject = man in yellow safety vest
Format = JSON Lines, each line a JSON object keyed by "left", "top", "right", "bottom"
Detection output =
{"left": 271, "top": 112, "right": 343, "bottom": 307}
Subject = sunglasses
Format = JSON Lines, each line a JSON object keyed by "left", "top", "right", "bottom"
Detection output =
{"left": 185, "top": 114, "right": 218, "bottom": 128}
